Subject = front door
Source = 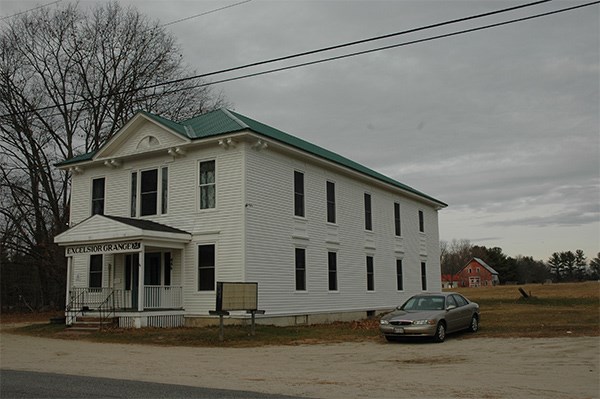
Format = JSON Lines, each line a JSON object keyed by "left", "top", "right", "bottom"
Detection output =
{"left": 144, "top": 253, "right": 161, "bottom": 285}
{"left": 126, "top": 254, "right": 140, "bottom": 309}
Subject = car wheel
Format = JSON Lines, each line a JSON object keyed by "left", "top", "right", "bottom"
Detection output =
{"left": 433, "top": 322, "right": 446, "bottom": 343}
{"left": 469, "top": 315, "right": 479, "bottom": 333}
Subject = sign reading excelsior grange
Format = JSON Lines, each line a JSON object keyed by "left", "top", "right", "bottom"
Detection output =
{"left": 66, "top": 241, "right": 141, "bottom": 255}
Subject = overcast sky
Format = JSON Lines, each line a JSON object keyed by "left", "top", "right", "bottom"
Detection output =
{"left": 2, "top": 0, "right": 599, "bottom": 261}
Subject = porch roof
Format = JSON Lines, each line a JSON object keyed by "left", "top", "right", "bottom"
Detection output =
{"left": 54, "top": 214, "right": 192, "bottom": 247}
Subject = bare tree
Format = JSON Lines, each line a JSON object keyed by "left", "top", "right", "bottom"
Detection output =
{"left": 440, "top": 239, "right": 472, "bottom": 285}
{"left": 0, "top": 1, "right": 228, "bottom": 310}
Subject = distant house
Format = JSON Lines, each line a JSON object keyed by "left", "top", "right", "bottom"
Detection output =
{"left": 441, "top": 274, "right": 459, "bottom": 289}
{"left": 456, "top": 258, "right": 499, "bottom": 287}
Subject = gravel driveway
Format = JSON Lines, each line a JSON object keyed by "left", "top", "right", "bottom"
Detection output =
{"left": 1, "top": 329, "right": 598, "bottom": 399}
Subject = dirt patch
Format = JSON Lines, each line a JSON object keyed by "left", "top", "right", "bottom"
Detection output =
{"left": 1, "top": 331, "right": 597, "bottom": 399}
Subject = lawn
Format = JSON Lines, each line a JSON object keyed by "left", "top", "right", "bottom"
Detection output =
{"left": 3, "top": 281, "right": 598, "bottom": 346}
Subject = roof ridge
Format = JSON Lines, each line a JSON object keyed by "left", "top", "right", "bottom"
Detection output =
{"left": 222, "top": 108, "right": 249, "bottom": 129}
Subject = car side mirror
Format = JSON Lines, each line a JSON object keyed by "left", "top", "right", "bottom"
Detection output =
{"left": 446, "top": 305, "right": 457, "bottom": 311}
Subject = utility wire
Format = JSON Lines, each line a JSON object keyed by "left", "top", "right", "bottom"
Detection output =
{"left": 160, "top": 0, "right": 253, "bottom": 28}
{"left": 3, "top": 0, "right": 598, "bottom": 119}
{"left": 0, "top": 0, "right": 62, "bottom": 21}
{"left": 138, "top": 1, "right": 600, "bottom": 99}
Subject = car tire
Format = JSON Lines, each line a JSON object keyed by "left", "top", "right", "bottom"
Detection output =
{"left": 469, "top": 315, "right": 479, "bottom": 333}
{"left": 433, "top": 322, "right": 446, "bottom": 343}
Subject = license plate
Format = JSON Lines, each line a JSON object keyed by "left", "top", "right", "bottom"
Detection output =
{"left": 394, "top": 327, "right": 404, "bottom": 334}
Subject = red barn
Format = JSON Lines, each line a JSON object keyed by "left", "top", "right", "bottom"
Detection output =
{"left": 456, "top": 258, "right": 499, "bottom": 287}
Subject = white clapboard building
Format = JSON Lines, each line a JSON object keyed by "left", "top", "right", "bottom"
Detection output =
{"left": 55, "top": 109, "right": 447, "bottom": 328}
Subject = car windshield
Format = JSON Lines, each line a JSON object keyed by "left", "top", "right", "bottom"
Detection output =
{"left": 401, "top": 296, "right": 445, "bottom": 311}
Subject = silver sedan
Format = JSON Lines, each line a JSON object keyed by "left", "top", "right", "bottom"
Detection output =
{"left": 380, "top": 292, "right": 480, "bottom": 343}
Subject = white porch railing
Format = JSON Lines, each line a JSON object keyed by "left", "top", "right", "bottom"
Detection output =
{"left": 144, "top": 286, "right": 183, "bottom": 309}
{"left": 68, "top": 286, "right": 183, "bottom": 311}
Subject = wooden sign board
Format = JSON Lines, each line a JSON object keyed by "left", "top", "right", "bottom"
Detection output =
{"left": 216, "top": 282, "right": 258, "bottom": 312}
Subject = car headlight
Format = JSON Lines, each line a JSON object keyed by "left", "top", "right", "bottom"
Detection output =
{"left": 412, "top": 319, "right": 436, "bottom": 325}
{"left": 380, "top": 320, "right": 389, "bottom": 325}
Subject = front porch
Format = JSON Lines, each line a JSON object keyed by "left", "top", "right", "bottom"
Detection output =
{"left": 55, "top": 214, "right": 193, "bottom": 329}
{"left": 67, "top": 287, "right": 185, "bottom": 328}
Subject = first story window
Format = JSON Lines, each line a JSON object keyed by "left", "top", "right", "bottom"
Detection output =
{"left": 295, "top": 248, "right": 306, "bottom": 291}
{"left": 396, "top": 259, "right": 403, "bottom": 291}
{"left": 91, "top": 177, "right": 105, "bottom": 216}
{"left": 199, "top": 160, "right": 216, "bottom": 209}
{"left": 366, "top": 255, "right": 374, "bottom": 291}
{"left": 421, "top": 262, "right": 427, "bottom": 291}
{"left": 328, "top": 251, "right": 337, "bottom": 291}
{"left": 198, "top": 244, "right": 215, "bottom": 291}
{"left": 130, "top": 167, "right": 168, "bottom": 217}
{"left": 89, "top": 254, "right": 103, "bottom": 288}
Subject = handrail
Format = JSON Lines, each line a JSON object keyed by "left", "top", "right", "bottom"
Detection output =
{"left": 98, "top": 290, "right": 116, "bottom": 328}
{"left": 65, "top": 289, "right": 86, "bottom": 325}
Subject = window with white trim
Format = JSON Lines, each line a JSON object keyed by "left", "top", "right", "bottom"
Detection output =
{"left": 89, "top": 254, "right": 103, "bottom": 288}
{"left": 366, "top": 255, "right": 374, "bottom": 291}
{"left": 130, "top": 167, "right": 168, "bottom": 217}
{"left": 364, "top": 193, "right": 372, "bottom": 231}
{"left": 328, "top": 251, "right": 337, "bottom": 291}
{"left": 198, "top": 244, "right": 215, "bottom": 291}
{"left": 396, "top": 259, "right": 403, "bottom": 291}
{"left": 394, "top": 202, "right": 401, "bottom": 236}
{"left": 295, "top": 248, "right": 306, "bottom": 291}
{"left": 199, "top": 160, "right": 216, "bottom": 209}
{"left": 294, "top": 171, "right": 305, "bottom": 217}
{"left": 91, "top": 177, "right": 105, "bottom": 216}
{"left": 326, "top": 181, "right": 336, "bottom": 223}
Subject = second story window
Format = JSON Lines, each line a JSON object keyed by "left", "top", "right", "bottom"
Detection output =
{"left": 199, "top": 160, "right": 216, "bottom": 209}
{"left": 141, "top": 169, "right": 158, "bottom": 216}
{"left": 394, "top": 202, "right": 401, "bottom": 236}
{"left": 326, "top": 181, "right": 336, "bottom": 223}
{"left": 91, "top": 177, "right": 105, "bottom": 216}
{"left": 419, "top": 210, "right": 425, "bottom": 233}
{"left": 294, "top": 171, "right": 305, "bottom": 217}
{"left": 364, "top": 193, "right": 372, "bottom": 231}
{"left": 130, "top": 167, "right": 168, "bottom": 217}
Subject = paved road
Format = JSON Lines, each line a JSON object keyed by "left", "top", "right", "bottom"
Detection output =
{"left": 0, "top": 369, "right": 304, "bottom": 399}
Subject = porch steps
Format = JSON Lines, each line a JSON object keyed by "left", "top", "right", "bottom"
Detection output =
{"left": 69, "top": 316, "right": 117, "bottom": 332}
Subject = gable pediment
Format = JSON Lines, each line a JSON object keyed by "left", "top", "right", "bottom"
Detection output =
{"left": 54, "top": 214, "right": 191, "bottom": 246}
{"left": 94, "top": 113, "right": 190, "bottom": 160}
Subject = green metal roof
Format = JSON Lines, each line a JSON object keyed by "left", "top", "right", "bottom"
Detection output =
{"left": 56, "top": 109, "right": 446, "bottom": 207}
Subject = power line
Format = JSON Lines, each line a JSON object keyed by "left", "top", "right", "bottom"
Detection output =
{"left": 0, "top": 0, "right": 62, "bottom": 21}
{"left": 137, "top": 1, "right": 600, "bottom": 99}
{"left": 2, "top": 0, "right": 598, "bottom": 119}
{"left": 160, "top": 0, "right": 253, "bottom": 28}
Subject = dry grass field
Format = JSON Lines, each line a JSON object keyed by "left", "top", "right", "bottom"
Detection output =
{"left": 3, "top": 281, "right": 598, "bottom": 346}
{"left": 449, "top": 281, "right": 600, "bottom": 338}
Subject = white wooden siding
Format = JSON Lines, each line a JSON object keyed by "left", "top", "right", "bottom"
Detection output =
{"left": 244, "top": 144, "right": 441, "bottom": 315}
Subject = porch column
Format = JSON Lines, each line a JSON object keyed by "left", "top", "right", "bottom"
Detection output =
{"left": 65, "top": 256, "right": 72, "bottom": 309}
{"left": 137, "top": 244, "right": 145, "bottom": 312}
